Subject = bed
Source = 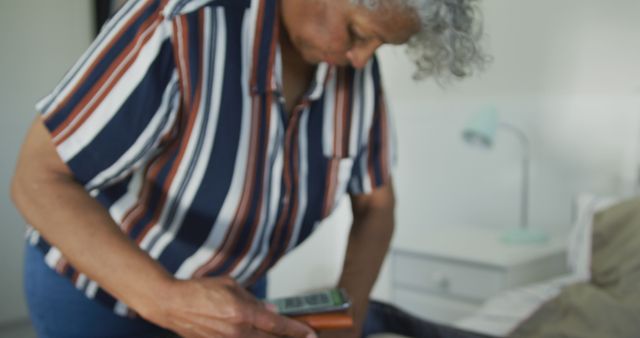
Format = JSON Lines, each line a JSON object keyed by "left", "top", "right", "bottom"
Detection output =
{"left": 455, "top": 193, "right": 640, "bottom": 337}
{"left": 367, "top": 193, "right": 640, "bottom": 338}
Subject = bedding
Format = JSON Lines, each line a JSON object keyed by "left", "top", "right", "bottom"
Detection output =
{"left": 509, "top": 197, "right": 640, "bottom": 338}
{"left": 454, "top": 194, "right": 630, "bottom": 337}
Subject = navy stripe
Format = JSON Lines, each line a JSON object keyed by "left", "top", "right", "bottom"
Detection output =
{"left": 349, "top": 67, "right": 368, "bottom": 194}
{"left": 94, "top": 176, "right": 132, "bottom": 209}
{"left": 66, "top": 40, "right": 176, "bottom": 186}
{"left": 343, "top": 67, "right": 355, "bottom": 155}
{"left": 62, "top": 266, "right": 77, "bottom": 280}
{"left": 89, "top": 80, "right": 179, "bottom": 191}
{"left": 185, "top": 11, "right": 203, "bottom": 108}
{"left": 297, "top": 98, "right": 328, "bottom": 245}
{"left": 94, "top": 289, "right": 117, "bottom": 310}
{"left": 369, "top": 58, "right": 385, "bottom": 186}
{"left": 35, "top": 238, "right": 52, "bottom": 254}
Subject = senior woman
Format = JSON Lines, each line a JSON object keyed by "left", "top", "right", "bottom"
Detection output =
{"left": 11, "top": 0, "right": 484, "bottom": 337}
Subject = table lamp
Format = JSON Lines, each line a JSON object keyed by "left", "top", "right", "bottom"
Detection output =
{"left": 462, "top": 107, "right": 549, "bottom": 244}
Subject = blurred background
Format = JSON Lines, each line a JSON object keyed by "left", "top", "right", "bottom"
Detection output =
{"left": 0, "top": 0, "right": 639, "bottom": 337}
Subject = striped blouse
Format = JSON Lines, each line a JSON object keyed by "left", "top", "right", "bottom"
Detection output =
{"left": 29, "top": 0, "right": 396, "bottom": 315}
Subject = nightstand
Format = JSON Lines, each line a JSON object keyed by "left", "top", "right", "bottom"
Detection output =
{"left": 390, "top": 226, "right": 568, "bottom": 325}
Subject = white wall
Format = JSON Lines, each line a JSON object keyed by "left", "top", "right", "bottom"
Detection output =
{"left": 383, "top": 0, "right": 640, "bottom": 234}
{"left": 0, "top": 1, "right": 93, "bottom": 324}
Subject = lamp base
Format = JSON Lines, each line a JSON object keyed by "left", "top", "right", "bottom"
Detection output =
{"left": 501, "top": 228, "right": 549, "bottom": 245}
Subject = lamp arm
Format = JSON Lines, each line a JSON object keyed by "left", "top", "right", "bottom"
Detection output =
{"left": 498, "top": 123, "right": 530, "bottom": 230}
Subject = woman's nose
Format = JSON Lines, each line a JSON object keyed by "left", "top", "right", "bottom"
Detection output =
{"left": 346, "top": 40, "right": 383, "bottom": 68}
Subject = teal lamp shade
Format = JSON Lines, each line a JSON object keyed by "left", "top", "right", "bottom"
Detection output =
{"left": 462, "top": 108, "right": 499, "bottom": 148}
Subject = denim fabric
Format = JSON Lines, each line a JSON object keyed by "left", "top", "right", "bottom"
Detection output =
{"left": 362, "top": 300, "right": 497, "bottom": 338}
{"left": 24, "top": 244, "right": 267, "bottom": 338}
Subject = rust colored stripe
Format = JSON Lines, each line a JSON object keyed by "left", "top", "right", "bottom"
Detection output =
{"left": 249, "top": 0, "right": 266, "bottom": 91}
{"left": 175, "top": 15, "right": 192, "bottom": 111}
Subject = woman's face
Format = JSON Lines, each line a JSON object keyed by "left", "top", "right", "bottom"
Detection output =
{"left": 280, "top": 0, "right": 420, "bottom": 68}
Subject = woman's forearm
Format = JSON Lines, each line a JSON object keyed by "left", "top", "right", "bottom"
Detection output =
{"left": 338, "top": 202, "right": 395, "bottom": 334}
{"left": 11, "top": 119, "right": 173, "bottom": 316}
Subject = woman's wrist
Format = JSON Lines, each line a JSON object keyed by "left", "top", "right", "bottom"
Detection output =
{"left": 129, "top": 271, "right": 178, "bottom": 321}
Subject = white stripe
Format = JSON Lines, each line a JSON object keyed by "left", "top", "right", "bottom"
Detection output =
{"left": 139, "top": 225, "right": 163, "bottom": 252}
{"left": 286, "top": 107, "right": 310, "bottom": 252}
{"left": 30, "top": 230, "right": 40, "bottom": 245}
{"left": 44, "top": 247, "right": 62, "bottom": 268}
{"left": 25, "top": 226, "right": 34, "bottom": 241}
{"left": 231, "top": 100, "right": 282, "bottom": 281}
{"left": 75, "top": 273, "right": 88, "bottom": 289}
{"left": 386, "top": 97, "right": 398, "bottom": 175}
{"left": 308, "top": 63, "right": 330, "bottom": 100}
{"left": 331, "top": 158, "right": 355, "bottom": 212}
{"left": 85, "top": 281, "right": 99, "bottom": 298}
{"left": 85, "top": 72, "right": 180, "bottom": 190}
{"left": 56, "top": 22, "right": 171, "bottom": 161}
{"left": 39, "top": 0, "right": 149, "bottom": 118}
{"left": 147, "top": 8, "right": 226, "bottom": 257}
{"left": 109, "top": 168, "right": 145, "bottom": 226}
{"left": 349, "top": 70, "right": 364, "bottom": 157}
{"left": 114, "top": 301, "right": 129, "bottom": 316}
{"left": 175, "top": 5, "right": 256, "bottom": 278}
{"left": 322, "top": 70, "right": 337, "bottom": 157}
{"left": 361, "top": 61, "right": 376, "bottom": 137}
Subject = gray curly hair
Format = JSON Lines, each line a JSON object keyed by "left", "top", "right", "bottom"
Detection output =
{"left": 356, "top": 0, "right": 488, "bottom": 80}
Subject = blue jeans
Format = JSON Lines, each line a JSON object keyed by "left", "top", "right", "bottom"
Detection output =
{"left": 24, "top": 244, "right": 267, "bottom": 338}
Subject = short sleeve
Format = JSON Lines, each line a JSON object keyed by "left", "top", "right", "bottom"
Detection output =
{"left": 36, "top": 0, "right": 179, "bottom": 191}
{"left": 348, "top": 56, "right": 397, "bottom": 195}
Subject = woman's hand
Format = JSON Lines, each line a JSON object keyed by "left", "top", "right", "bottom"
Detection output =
{"left": 139, "top": 276, "right": 317, "bottom": 338}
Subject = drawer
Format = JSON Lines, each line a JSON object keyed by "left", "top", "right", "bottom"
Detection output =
{"left": 393, "top": 251, "right": 505, "bottom": 302}
{"left": 393, "top": 288, "right": 478, "bottom": 325}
